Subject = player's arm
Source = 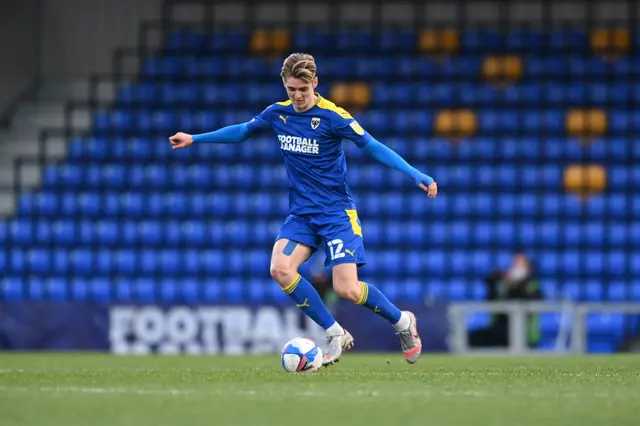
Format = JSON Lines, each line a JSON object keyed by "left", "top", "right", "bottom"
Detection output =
{"left": 169, "top": 105, "right": 273, "bottom": 150}
{"left": 332, "top": 111, "right": 437, "bottom": 197}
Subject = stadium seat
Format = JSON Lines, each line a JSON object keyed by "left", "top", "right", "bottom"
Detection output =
{"left": 482, "top": 55, "right": 523, "bottom": 86}
{"left": 590, "top": 28, "right": 630, "bottom": 58}
{"left": 563, "top": 164, "right": 607, "bottom": 199}
{"left": 418, "top": 29, "right": 459, "bottom": 57}
{"left": 434, "top": 109, "right": 477, "bottom": 139}
{"left": 250, "top": 29, "right": 290, "bottom": 55}
{"left": 1, "top": 27, "right": 636, "bottom": 329}
{"left": 329, "top": 82, "right": 371, "bottom": 110}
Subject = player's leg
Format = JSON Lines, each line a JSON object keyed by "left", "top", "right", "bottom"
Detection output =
{"left": 331, "top": 263, "right": 421, "bottom": 363}
{"left": 321, "top": 210, "right": 422, "bottom": 364}
{"left": 271, "top": 215, "right": 347, "bottom": 336}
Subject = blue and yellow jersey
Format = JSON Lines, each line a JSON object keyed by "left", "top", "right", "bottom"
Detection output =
{"left": 247, "top": 94, "right": 372, "bottom": 215}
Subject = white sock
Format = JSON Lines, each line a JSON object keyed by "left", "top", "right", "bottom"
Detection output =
{"left": 326, "top": 321, "right": 345, "bottom": 336}
{"left": 393, "top": 311, "right": 411, "bottom": 331}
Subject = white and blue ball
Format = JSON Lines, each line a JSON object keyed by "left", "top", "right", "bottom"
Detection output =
{"left": 281, "top": 337, "right": 323, "bottom": 373}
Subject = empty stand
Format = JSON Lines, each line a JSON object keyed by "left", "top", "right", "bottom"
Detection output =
{"left": 1, "top": 10, "right": 638, "bottom": 353}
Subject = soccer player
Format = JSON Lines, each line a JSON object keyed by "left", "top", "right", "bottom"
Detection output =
{"left": 169, "top": 53, "right": 437, "bottom": 366}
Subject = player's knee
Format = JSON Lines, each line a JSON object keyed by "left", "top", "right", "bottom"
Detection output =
{"left": 333, "top": 279, "right": 361, "bottom": 303}
{"left": 270, "top": 262, "right": 296, "bottom": 287}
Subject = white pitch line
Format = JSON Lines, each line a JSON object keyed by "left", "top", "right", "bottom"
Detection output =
{"left": 0, "top": 386, "right": 633, "bottom": 400}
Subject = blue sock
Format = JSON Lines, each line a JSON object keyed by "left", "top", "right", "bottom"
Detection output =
{"left": 282, "top": 274, "right": 337, "bottom": 330}
{"left": 356, "top": 281, "right": 402, "bottom": 324}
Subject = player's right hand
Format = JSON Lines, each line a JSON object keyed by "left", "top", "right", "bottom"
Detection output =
{"left": 169, "top": 132, "right": 194, "bottom": 150}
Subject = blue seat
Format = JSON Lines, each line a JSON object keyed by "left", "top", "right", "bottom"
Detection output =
{"left": 448, "top": 279, "right": 469, "bottom": 301}
{"left": 588, "top": 338, "right": 616, "bottom": 354}
{"left": 46, "top": 278, "right": 68, "bottom": 301}
{"left": 28, "top": 277, "right": 44, "bottom": 299}
{"left": 467, "top": 311, "right": 492, "bottom": 329}
{"left": 115, "top": 278, "right": 133, "bottom": 302}
{"left": 396, "top": 57, "right": 438, "bottom": 78}
{"left": 547, "top": 30, "right": 588, "bottom": 52}
{"left": 135, "top": 278, "right": 156, "bottom": 302}
{"left": 403, "top": 279, "right": 422, "bottom": 301}
{"left": 379, "top": 31, "right": 415, "bottom": 51}
{"left": 209, "top": 31, "right": 248, "bottom": 50}
{"left": 471, "top": 282, "right": 487, "bottom": 300}
{"left": 159, "top": 278, "right": 176, "bottom": 302}
{"left": 1, "top": 277, "right": 23, "bottom": 300}
{"left": 632, "top": 282, "right": 640, "bottom": 301}
{"left": 69, "top": 249, "right": 92, "bottom": 274}
{"left": 295, "top": 29, "right": 334, "bottom": 50}
{"left": 504, "top": 83, "right": 542, "bottom": 104}
{"left": 540, "top": 312, "right": 562, "bottom": 334}
{"left": 8, "top": 220, "right": 33, "bottom": 245}
{"left": 583, "top": 280, "right": 604, "bottom": 301}
{"left": 525, "top": 56, "right": 567, "bottom": 79}
{"left": 336, "top": 32, "right": 375, "bottom": 51}
{"left": 607, "top": 282, "right": 628, "bottom": 301}
{"left": 462, "top": 30, "right": 506, "bottom": 53}
{"left": 142, "top": 57, "right": 183, "bottom": 78}
{"left": 440, "top": 57, "right": 481, "bottom": 78}
{"left": 199, "top": 250, "right": 224, "bottom": 274}
{"left": 404, "top": 251, "right": 428, "bottom": 276}
{"left": 417, "top": 84, "right": 454, "bottom": 105}
{"left": 180, "top": 279, "right": 200, "bottom": 302}
{"left": 426, "top": 280, "right": 446, "bottom": 299}
{"left": 587, "top": 313, "right": 625, "bottom": 338}
{"left": 203, "top": 280, "right": 222, "bottom": 302}
{"left": 70, "top": 278, "right": 88, "bottom": 301}
{"left": 165, "top": 30, "right": 207, "bottom": 52}
{"left": 51, "top": 220, "right": 75, "bottom": 245}
{"left": 248, "top": 278, "right": 268, "bottom": 302}
{"left": 505, "top": 30, "right": 543, "bottom": 51}
{"left": 540, "top": 281, "right": 558, "bottom": 300}
{"left": 90, "top": 277, "right": 111, "bottom": 301}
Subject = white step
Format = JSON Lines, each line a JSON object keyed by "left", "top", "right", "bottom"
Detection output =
{"left": 34, "top": 80, "right": 90, "bottom": 103}
{"left": 0, "top": 78, "right": 107, "bottom": 218}
{"left": 35, "top": 79, "right": 118, "bottom": 104}
{"left": 0, "top": 158, "right": 42, "bottom": 189}
{"left": 0, "top": 191, "right": 16, "bottom": 217}
{"left": 11, "top": 102, "right": 66, "bottom": 127}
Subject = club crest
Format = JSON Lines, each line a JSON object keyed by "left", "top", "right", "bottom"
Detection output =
{"left": 311, "top": 117, "right": 321, "bottom": 129}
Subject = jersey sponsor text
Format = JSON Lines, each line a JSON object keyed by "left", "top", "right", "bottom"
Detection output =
{"left": 278, "top": 134, "right": 320, "bottom": 154}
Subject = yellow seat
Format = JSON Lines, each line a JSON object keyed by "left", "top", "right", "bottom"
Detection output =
{"left": 566, "top": 109, "right": 607, "bottom": 142}
{"left": 435, "top": 109, "right": 477, "bottom": 139}
{"left": 250, "top": 29, "right": 290, "bottom": 55}
{"left": 272, "top": 29, "right": 290, "bottom": 53}
{"left": 329, "top": 83, "right": 370, "bottom": 110}
{"left": 350, "top": 83, "right": 371, "bottom": 109}
{"left": 482, "top": 56, "right": 523, "bottom": 86}
{"left": 563, "top": 164, "right": 607, "bottom": 199}
{"left": 419, "top": 29, "right": 459, "bottom": 57}
{"left": 591, "top": 28, "right": 630, "bottom": 58}
{"left": 329, "top": 83, "right": 349, "bottom": 106}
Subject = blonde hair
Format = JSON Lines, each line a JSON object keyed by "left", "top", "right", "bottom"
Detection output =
{"left": 281, "top": 53, "right": 316, "bottom": 82}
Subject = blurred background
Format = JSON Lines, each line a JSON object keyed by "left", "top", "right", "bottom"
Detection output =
{"left": 0, "top": 0, "right": 639, "bottom": 356}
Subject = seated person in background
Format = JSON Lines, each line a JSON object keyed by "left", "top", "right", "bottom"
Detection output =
{"left": 468, "top": 253, "right": 543, "bottom": 348}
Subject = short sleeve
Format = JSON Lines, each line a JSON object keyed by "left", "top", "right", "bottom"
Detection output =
{"left": 330, "top": 108, "right": 373, "bottom": 148}
{"left": 247, "top": 104, "right": 274, "bottom": 133}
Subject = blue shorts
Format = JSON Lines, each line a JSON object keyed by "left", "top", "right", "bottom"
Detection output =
{"left": 276, "top": 209, "right": 367, "bottom": 268}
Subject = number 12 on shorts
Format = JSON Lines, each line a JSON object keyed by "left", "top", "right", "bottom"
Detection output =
{"left": 327, "top": 239, "right": 344, "bottom": 260}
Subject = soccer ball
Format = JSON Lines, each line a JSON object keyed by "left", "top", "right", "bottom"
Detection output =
{"left": 281, "top": 337, "right": 323, "bottom": 373}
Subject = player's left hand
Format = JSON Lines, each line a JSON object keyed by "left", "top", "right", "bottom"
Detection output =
{"left": 413, "top": 171, "right": 437, "bottom": 198}
{"left": 419, "top": 181, "right": 438, "bottom": 198}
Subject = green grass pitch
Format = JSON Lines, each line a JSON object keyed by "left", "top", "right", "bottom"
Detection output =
{"left": 1, "top": 353, "right": 638, "bottom": 426}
